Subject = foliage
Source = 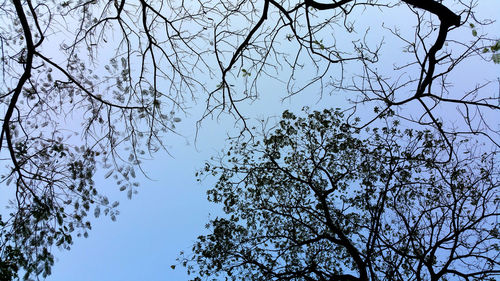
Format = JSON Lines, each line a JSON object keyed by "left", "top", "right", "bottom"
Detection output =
{"left": 0, "top": 0, "right": 499, "bottom": 279}
{"left": 469, "top": 23, "right": 500, "bottom": 64}
{"left": 0, "top": 0, "right": 179, "bottom": 278}
{"left": 184, "top": 108, "right": 500, "bottom": 281}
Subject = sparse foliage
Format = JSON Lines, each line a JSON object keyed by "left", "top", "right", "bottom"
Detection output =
{"left": 193, "top": 0, "right": 500, "bottom": 151}
{"left": 0, "top": 0, "right": 200, "bottom": 278}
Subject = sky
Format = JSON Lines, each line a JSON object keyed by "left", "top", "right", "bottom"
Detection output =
{"left": 0, "top": 1, "right": 497, "bottom": 281}
{"left": 45, "top": 78, "right": 346, "bottom": 281}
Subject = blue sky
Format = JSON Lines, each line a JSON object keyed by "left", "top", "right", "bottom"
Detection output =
{"left": 14, "top": 1, "right": 497, "bottom": 280}
{"left": 45, "top": 76, "right": 349, "bottom": 280}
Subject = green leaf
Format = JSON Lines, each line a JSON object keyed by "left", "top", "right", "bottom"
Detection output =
{"left": 492, "top": 54, "right": 500, "bottom": 64}
{"left": 491, "top": 40, "right": 500, "bottom": 52}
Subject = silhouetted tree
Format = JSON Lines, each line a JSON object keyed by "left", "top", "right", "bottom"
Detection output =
{"left": 184, "top": 108, "right": 499, "bottom": 281}
{"left": 1, "top": 1, "right": 498, "bottom": 279}
{"left": 0, "top": 1, "right": 203, "bottom": 278}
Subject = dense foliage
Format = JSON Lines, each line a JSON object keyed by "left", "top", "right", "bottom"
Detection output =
{"left": 186, "top": 108, "right": 499, "bottom": 281}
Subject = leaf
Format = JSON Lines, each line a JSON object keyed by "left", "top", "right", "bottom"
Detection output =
{"left": 493, "top": 54, "right": 500, "bottom": 64}
{"left": 101, "top": 197, "right": 109, "bottom": 205}
{"left": 94, "top": 206, "right": 100, "bottom": 218}
{"left": 492, "top": 40, "right": 500, "bottom": 52}
{"left": 104, "top": 170, "right": 113, "bottom": 179}
{"left": 56, "top": 238, "right": 64, "bottom": 247}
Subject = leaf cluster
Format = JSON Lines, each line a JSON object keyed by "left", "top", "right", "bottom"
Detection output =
{"left": 184, "top": 108, "right": 499, "bottom": 281}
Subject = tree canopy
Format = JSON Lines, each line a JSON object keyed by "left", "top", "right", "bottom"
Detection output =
{"left": 0, "top": 0, "right": 499, "bottom": 279}
{"left": 185, "top": 108, "right": 499, "bottom": 281}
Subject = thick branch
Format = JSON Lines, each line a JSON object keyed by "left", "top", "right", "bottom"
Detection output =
{"left": 402, "top": 0, "right": 461, "bottom": 97}
{"left": 1, "top": 0, "right": 34, "bottom": 151}
{"left": 402, "top": 0, "right": 460, "bottom": 26}
{"left": 305, "top": 0, "right": 354, "bottom": 10}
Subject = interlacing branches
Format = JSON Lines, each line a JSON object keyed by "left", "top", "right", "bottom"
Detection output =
{"left": 0, "top": 0, "right": 207, "bottom": 278}
{"left": 0, "top": 0, "right": 498, "bottom": 279}
{"left": 184, "top": 108, "right": 499, "bottom": 281}
{"left": 197, "top": 0, "right": 498, "bottom": 154}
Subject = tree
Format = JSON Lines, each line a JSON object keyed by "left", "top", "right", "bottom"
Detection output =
{"left": 1, "top": 1, "right": 203, "bottom": 278}
{"left": 184, "top": 108, "right": 499, "bottom": 281}
{"left": 197, "top": 0, "right": 500, "bottom": 150}
{"left": 0, "top": 0, "right": 498, "bottom": 279}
